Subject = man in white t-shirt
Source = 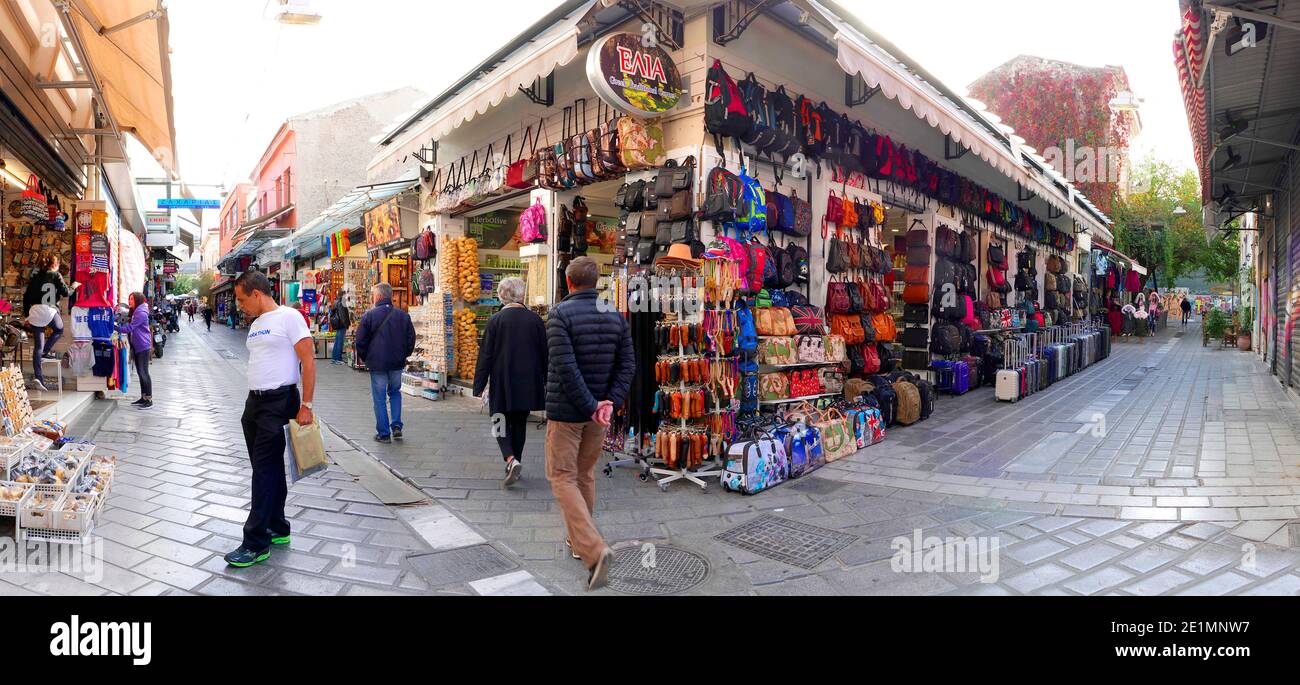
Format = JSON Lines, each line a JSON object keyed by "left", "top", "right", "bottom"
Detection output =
{"left": 224, "top": 270, "right": 317, "bottom": 568}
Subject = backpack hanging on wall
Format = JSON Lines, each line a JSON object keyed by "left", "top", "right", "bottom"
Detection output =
{"left": 705, "top": 59, "right": 753, "bottom": 157}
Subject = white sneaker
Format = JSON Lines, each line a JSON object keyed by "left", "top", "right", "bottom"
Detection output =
{"left": 32, "top": 379, "right": 49, "bottom": 392}
{"left": 503, "top": 458, "right": 522, "bottom": 488}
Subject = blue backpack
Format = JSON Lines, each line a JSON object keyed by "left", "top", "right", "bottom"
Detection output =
{"left": 736, "top": 303, "right": 759, "bottom": 355}
{"left": 735, "top": 168, "right": 767, "bottom": 236}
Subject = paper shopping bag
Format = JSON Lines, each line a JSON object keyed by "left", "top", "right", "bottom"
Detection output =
{"left": 284, "top": 419, "right": 328, "bottom": 483}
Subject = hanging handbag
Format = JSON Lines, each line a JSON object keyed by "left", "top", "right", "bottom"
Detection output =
{"left": 506, "top": 122, "right": 540, "bottom": 189}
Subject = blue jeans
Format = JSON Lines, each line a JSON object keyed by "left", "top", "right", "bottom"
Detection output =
{"left": 370, "top": 369, "right": 403, "bottom": 437}
{"left": 332, "top": 332, "right": 345, "bottom": 362}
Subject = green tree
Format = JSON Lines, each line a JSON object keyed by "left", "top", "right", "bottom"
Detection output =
{"left": 170, "top": 273, "right": 197, "bottom": 295}
{"left": 196, "top": 271, "right": 215, "bottom": 299}
{"left": 1111, "top": 156, "right": 1238, "bottom": 288}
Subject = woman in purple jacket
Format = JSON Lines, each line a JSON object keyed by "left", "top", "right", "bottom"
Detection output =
{"left": 116, "top": 292, "right": 153, "bottom": 409}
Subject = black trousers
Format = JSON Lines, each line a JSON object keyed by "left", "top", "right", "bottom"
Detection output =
{"left": 241, "top": 386, "right": 299, "bottom": 551}
{"left": 133, "top": 350, "right": 152, "bottom": 398}
{"left": 495, "top": 410, "right": 532, "bottom": 461}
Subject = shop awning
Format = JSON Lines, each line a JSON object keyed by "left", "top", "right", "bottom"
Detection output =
{"left": 1092, "top": 242, "right": 1147, "bottom": 275}
{"left": 64, "top": 0, "right": 179, "bottom": 177}
{"left": 808, "top": 0, "right": 1114, "bottom": 242}
{"left": 1175, "top": 0, "right": 1300, "bottom": 227}
{"left": 369, "top": 0, "right": 594, "bottom": 177}
{"left": 231, "top": 204, "right": 295, "bottom": 246}
{"left": 289, "top": 176, "right": 419, "bottom": 260}
{"left": 210, "top": 276, "right": 235, "bottom": 295}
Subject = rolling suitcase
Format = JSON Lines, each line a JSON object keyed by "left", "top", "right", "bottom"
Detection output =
{"left": 996, "top": 338, "right": 1023, "bottom": 402}
{"left": 950, "top": 360, "right": 970, "bottom": 394}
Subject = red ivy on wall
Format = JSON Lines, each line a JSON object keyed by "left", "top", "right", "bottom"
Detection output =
{"left": 969, "top": 57, "right": 1135, "bottom": 217}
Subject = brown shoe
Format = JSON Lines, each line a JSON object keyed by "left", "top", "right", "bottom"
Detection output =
{"left": 587, "top": 547, "right": 614, "bottom": 591}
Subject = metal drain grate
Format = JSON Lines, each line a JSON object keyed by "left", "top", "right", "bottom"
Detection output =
{"left": 715, "top": 514, "right": 857, "bottom": 569}
{"left": 405, "top": 544, "right": 518, "bottom": 586}
{"left": 607, "top": 544, "right": 709, "bottom": 595}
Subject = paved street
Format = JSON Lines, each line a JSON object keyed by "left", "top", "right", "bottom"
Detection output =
{"left": 5, "top": 315, "right": 1300, "bottom": 596}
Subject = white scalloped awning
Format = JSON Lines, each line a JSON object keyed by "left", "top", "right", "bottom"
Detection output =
{"left": 368, "top": 2, "right": 590, "bottom": 176}
{"left": 811, "top": 0, "right": 1112, "bottom": 242}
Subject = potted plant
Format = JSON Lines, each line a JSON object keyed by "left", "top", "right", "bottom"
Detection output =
{"left": 1238, "top": 306, "right": 1253, "bottom": 351}
{"left": 1205, "top": 309, "right": 1229, "bottom": 345}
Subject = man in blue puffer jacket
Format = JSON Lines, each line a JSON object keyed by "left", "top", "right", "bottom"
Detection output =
{"left": 545, "top": 257, "right": 634, "bottom": 591}
{"left": 355, "top": 283, "right": 416, "bottom": 444}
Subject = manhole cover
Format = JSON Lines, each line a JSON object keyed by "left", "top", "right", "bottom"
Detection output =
{"left": 607, "top": 544, "right": 709, "bottom": 595}
{"left": 715, "top": 514, "right": 857, "bottom": 569}
{"left": 786, "top": 477, "right": 847, "bottom": 496}
{"left": 405, "top": 544, "right": 518, "bottom": 586}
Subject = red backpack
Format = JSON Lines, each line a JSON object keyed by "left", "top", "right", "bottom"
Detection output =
{"left": 705, "top": 60, "right": 752, "bottom": 155}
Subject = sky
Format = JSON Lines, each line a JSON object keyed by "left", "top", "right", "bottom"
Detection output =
{"left": 131, "top": 0, "right": 1195, "bottom": 225}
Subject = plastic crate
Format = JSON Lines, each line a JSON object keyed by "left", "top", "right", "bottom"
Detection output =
{"left": 22, "top": 492, "right": 99, "bottom": 545}
{"left": 18, "top": 491, "right": 64, "bottom": 532}
{"left": 58, "top": 443, "right": 95, "bottom": 461}
{"left": 14, "top": 451, "right": 85, "bottom": 494}
{"left": 0, "top": 481, "right": 33, "bottom": 517}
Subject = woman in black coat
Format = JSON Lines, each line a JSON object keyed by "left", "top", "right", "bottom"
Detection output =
{"left": 474, "top": 277, "right": 547, "bottom": 488}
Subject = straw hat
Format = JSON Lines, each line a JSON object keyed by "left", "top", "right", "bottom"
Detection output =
{"left": 655, "top": 242, "right": 701, "bottom": 269}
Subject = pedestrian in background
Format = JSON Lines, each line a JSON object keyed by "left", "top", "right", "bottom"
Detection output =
{"left": 354, "top": 282, "right": 415, "bottom": 444}
{"left": 1147, "top": 292, "right": 1160, "bottom": 336}
{"left": 544, "top": 257, "right": 634, "bottom": 590}
{"left": 115, "top": 292, "right": 153, "bottom": 408}
{"left": 1180, "top": 297, "right": 1192, "bottom": 327}
{"left": 328, "top": 296, "right": 352, "bottom": 365}
{"left": 473, "top": 277, "right": 546, "bottom": 489}
{"left": 202, "top": 302, "right": 213, "bottom": 332}
{"left": 224, "top": 270, "right": 316, "bottom": 568}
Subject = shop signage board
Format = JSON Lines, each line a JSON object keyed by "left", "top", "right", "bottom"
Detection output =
{"left": 157, "top": 198, "right": 221, "bottom": 210}
{"left": 144, "top": 212, "right": 172, "bottom": 232}
{"left": 586, "top": 32, "right": 684, "bottom": 117}
{"left": 466, "top": 209, "right": 523, "bottom": 251}
{"left": 364, "top": 198, "right": 401, "bottom": 249}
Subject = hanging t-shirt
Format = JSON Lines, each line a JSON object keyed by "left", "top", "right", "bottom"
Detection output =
{"left": 245, "top": 306, "right": 311, "bottom": 391}
{"left": 87, "top": 307, "right": 114, "bottom": 340}
{"left": 70, "top": 307, "right": 93, "bottom": 341}
{"left": 76, "top": 271, "right": 113, "bottom": 308}
{"left": 68, "top": 342, "right": 94, "bottom": 377}
{"left": 91, "top": 341, "right": 115, "bottom": 377}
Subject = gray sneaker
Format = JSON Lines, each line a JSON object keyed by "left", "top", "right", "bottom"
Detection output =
{"left": 503, "top": 458, "right": 522, "bottom": 488}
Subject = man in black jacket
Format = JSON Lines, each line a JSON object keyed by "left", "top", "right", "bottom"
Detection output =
{"left": 328, "top": 296, "right": 352, "bottom": 364}
{"left": 354, "top": 283, "right": 416, "bottom": 444}
{"left": 544, "top": 257, "right": 634, "bottom": 591}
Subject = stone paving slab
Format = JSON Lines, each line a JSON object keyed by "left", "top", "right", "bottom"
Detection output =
{"left": 7, "top": 318, "right": 1299, "bottom": 596}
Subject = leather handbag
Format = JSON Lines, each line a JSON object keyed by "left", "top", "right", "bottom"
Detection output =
{"left": 506, "top": 122, "right": 540, "bottom": 189}
{"left": 826, "top": 282, "right": 853, "bottom": 314}
{"left": 904, "top": 264, "right": 929, "bottom": 284}
{"left": 903, "top": 283, "right": 930, "bottom": 305}
{"left": 906, "top": 245, "right": 930, "bottom": 266}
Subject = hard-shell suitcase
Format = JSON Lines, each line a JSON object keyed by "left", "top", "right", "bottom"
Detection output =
{"left": 995, "top": 338, "right": 1023, "bottom": 402}
{"left": 932, "top": 360, "right": 970, "bottom": 395}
